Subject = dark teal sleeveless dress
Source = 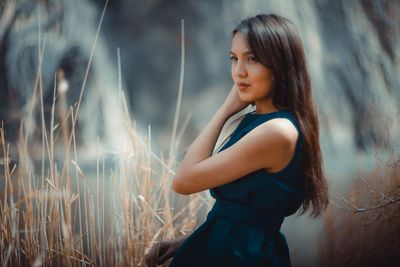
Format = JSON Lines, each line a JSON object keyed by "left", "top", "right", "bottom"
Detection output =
{"left": 169, "top": 110, "right": 305, "bottom": 267}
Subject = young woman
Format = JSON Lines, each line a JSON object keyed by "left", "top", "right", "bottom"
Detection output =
{"left": 146, "top": 14, "right": 329, "bottom": 267}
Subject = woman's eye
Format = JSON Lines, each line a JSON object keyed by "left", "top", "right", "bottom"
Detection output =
{"left": 230, "top": 56, "right": 237, "bottom": 61}
{"left": 248, "top": 56, "right": 257, "bottom": 62}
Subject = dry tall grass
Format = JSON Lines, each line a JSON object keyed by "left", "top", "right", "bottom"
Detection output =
{"left": 0, "top": 63, "right": 208, "bottom": 267}
{"left": 1, "top": 115, "right": 203, "bottom": 267}
{"left": 318, "top": 155, "right": 400, "bottom": 267}
{"left": 0, "top": 2, "right": 210, "bottom": 265}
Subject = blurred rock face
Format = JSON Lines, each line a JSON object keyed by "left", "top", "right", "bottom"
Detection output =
{"left": 100, "top": 0, "right": 400, "bottom": 159}
{"left": 1, "top": 0, "right": 399, "bottom": 161}
{"left": 0, "top": 0, "right": 126, "bottom": 155}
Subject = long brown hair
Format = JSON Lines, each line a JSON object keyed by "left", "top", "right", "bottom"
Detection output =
{"left": 232, "top": 14, "right": 329, "bottom": 217}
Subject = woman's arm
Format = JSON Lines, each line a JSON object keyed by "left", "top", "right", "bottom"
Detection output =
{"left": 177, "top": 106, "right": 230, "bottom": 170}
{"left": 172, "top": 85, "right": 246, "bottom": 192}
{"left": 172, "top": 85, "right": 298, "bottom": 195}
{"left": 174, "top": 84, "right": 246, "bottom": 166}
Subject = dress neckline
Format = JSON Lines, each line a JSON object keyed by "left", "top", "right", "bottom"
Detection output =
{"left": 247, "top": 109, "right": 290, "bottom": 116}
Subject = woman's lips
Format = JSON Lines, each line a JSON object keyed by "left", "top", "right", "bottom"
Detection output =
{"left": 237, "top": 82, "right": 250, "bottom": 90}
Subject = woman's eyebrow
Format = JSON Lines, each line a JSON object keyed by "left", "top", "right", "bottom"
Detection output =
{"left": 230, "top": 50, "right": 253, "bottom": 55}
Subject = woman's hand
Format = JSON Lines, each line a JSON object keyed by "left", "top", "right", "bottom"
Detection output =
{"left": 145, "top": 237, "right": 185, "bottom": 267}
{"left": 220, "top": 83, "right": 251, "bottom": 117}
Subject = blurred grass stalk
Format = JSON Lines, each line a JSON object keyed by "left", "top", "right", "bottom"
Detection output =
{"left": 0, "top": 4, "right": 204, "bottom": 266}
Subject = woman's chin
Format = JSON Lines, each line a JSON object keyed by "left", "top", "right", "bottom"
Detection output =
{"left": 238, "top": 96, "right": 253, "bottom": 103}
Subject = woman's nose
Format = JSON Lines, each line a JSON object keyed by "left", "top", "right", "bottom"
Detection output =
{"left": 234, "top": 61, "right": 247, "bottom": 78}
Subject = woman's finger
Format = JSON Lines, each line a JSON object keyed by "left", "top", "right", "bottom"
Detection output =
{"left": 145, "top": 252, "right": 156, "bottom": 267}
{"left": 157, "top": 246, "right": 175, "bottom": 264}
{"left": 146, "top": 242, "right": 161, "bottom": 267}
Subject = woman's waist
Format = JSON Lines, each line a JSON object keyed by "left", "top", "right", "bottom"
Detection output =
{"left": 206, "top": 199, "right": 284, "bottom": 234}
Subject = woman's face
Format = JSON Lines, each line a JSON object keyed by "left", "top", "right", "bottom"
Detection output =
{"left": 230, "top": 32, "right": 275, "bottom": 103}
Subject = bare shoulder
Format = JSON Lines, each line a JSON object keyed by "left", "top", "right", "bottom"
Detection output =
{"left": 248, "top": 118, "right": 299, "bottom": 173}
{"left": 249, "top": 117, "right": 299, "bottom": 146}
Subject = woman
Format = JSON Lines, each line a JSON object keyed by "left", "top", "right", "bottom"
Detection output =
{"left": 146, "top": 14, "right": 329, "bottom": 267}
